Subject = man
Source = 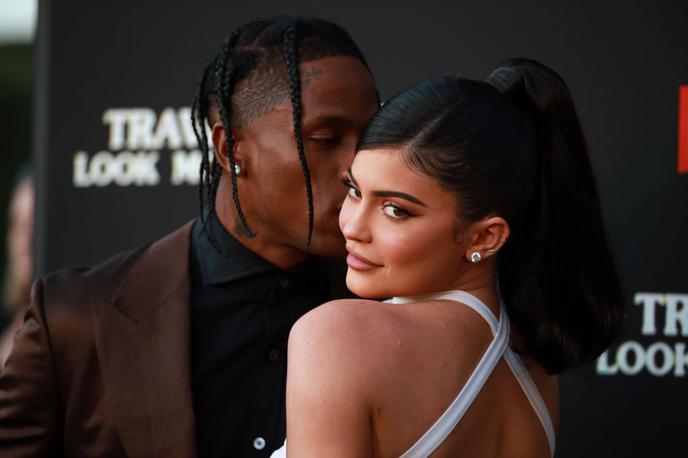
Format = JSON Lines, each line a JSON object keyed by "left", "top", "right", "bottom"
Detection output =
{"left": 0, "top": 16, "right": 379, "bottom": 457}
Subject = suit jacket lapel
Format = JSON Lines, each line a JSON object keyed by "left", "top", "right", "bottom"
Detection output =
{"left": 90, "top": 221, "right": 197, "bottom": 458}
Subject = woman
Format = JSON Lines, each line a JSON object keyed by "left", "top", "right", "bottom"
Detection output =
{"left": 272, "top": 58, "right": 624, "bottom": 457}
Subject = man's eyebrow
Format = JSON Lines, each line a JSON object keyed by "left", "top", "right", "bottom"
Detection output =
{"left": 347, "top": 168, "right": 428, "bottom": 207}
{"left": 303, "top": 114, "right": 353, "bottom": 128}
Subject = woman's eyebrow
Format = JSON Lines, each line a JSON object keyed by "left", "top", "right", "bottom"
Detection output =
{"left": 347, "top": 168, "right": 360, "bottom": 186}
{"left": 347, "top": 168, "right": 428, "bottom": 207}
{"left": 371, "top": 190, "right": 428, "bottom": 207}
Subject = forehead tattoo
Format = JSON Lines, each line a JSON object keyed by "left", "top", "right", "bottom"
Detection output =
{"left": 231, "top": 67, "right": 324, "bottom": 127}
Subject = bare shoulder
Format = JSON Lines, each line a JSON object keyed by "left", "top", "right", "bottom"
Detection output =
{"left": 289, "top": 299, "right": 388, "bottom": 355}
{"left": 291, "top": 298, "right": 388, "bottom": 335}
{"left": 288, "top": 299, "right": 402, "bottom": 386}
{"left": 289, "top": 298, "right": 414, "bottom": 348}
{"left": 288, "top": 297, "right": 493, "bottom": 382}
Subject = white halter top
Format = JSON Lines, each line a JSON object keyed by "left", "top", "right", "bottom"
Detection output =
{"left": 271, "top": 290, "right": 556, "bottom": 458}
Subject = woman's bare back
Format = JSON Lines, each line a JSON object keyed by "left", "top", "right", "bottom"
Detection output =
{"left": 369, "top": 297, "right": 557, "bottom": 458}
{"left": 287, "top": 296, "right": 558, "bottom": 458}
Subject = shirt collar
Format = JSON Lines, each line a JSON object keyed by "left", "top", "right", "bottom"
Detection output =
{"left": 192, "top": 216, "right": 330, "bottom": 287}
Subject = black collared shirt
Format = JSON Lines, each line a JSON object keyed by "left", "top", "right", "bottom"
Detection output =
{"left": 189, "top": 217, "right": 332, "bottom": 457}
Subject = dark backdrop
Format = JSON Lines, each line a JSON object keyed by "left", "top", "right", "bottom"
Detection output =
{"left": 35, "top": 1, "right": 688, "bottom": 456}
{"left": 0, "top": 44, "right": 33, "bottom": 317}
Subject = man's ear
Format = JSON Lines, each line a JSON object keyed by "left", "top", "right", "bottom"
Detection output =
{"left": 211, "top": 122, "right": 245, "bottom": 173}
{"left": 463, "top": 216, "right": 510, "bottom": 263}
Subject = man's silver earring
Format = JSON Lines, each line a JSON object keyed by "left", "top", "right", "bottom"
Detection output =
{"left": 234, "top": 164, "right": 242, "bottom": 176}
{"left": 470, "top": 252, "right": 482, "bottom": 263}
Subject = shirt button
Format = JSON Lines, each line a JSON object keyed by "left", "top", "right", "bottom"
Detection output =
{"left": 268, "top": 349, "right": 280, "bottom": 360}
{"left": 279, "top": 277, "right": 290, "bottom": 288}
{"left": 253, "top": 437, "right": 266, "bottom": 450}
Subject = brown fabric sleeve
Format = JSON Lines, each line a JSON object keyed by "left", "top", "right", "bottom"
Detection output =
{"left": 0, "top": 279, "right": 62, "bottom": 456}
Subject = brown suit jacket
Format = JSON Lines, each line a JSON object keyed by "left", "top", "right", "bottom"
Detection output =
{"left": 0, "top": 221, "right": 198, "bottom": 457}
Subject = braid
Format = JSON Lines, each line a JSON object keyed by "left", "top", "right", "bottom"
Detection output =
{"left": 214, "top": 29, "right": 257, "bottom": 239}
{"left": 191, "top": 61, "right": 213, "bottom": 234}
{"left": 284, "top": 23, "right": 315, "bottom": 246}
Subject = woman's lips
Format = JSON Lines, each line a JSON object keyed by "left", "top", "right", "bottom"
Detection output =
{"left": 346, "top": 251, "right": 382, "bottom": 271}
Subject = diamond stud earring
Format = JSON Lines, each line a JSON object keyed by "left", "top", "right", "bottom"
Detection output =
{"left": 234, "top": 164, "right": 242, "bottom": 176}
{"left": 470, "top": 252, "right": 482, "bottom": 263}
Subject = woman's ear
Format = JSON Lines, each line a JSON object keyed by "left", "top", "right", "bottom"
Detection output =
{"left": 463, "top": 216, "right": 510, "bottom": 263}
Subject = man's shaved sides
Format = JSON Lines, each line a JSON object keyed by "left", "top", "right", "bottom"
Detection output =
{"left": 231, "top": 67, "right": 323, "bottom": 127}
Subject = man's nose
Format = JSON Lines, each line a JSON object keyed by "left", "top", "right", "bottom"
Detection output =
{"left": 337, "top": 142, "right": 357, "bottom": 178}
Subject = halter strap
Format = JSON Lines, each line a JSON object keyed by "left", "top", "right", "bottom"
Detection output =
{"left": 392, "top": 291, "right": 509, "bottom": 458}
{"left": 389, "top": 290, "right": 555, "bottom": 458}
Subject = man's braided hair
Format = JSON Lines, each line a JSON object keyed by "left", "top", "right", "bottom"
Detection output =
{"left": 191, "top": 16, "right": 375, "bottom": 253}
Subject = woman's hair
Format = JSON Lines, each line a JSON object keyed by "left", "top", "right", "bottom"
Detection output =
{"left": 357, "top": 58, "right": 624, "bottom": 373}
{"left": 191, "top": 16, "right": 376, "bottom": 250}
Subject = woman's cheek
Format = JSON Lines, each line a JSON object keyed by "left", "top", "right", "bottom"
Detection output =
{"left": 376, "top": 224, "right": 424, "bottom": 266}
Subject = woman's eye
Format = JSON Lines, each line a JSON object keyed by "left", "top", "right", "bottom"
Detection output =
{"left": 382, "top": 204, "right": 410, "bottom": 219}
{"left": 342, "top": 180, "right": 361, "bottom": 199}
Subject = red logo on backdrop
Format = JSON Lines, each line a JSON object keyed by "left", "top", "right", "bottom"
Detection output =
{"left": 680, "top": 85, "right": 688, "bottom": 174}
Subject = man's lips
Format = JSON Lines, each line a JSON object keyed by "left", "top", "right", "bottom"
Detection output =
{"left": 346, "top": 250, "right": 382, "bottom": 271}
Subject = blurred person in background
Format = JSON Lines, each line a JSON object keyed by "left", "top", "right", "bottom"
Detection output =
{"left": 0, "top": 165, "right": 33, "bottom": 367}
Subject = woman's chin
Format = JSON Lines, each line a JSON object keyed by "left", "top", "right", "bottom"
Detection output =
{"left": 345, "top": 270, "right": 390, "bottom": 299}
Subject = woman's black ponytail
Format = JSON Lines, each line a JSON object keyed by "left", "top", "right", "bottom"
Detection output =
{"left": 487, "top": 58, "right": 626, "bottom": 373}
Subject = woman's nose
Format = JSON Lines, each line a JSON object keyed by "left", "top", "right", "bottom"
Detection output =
{"left": 339, "top": 199, "right": 372, "bottom": 243}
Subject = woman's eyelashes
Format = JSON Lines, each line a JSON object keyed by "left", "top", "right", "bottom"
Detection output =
{"left": 342, "top": 179, "right": 415, "bottom": 220}
{"left": 382, "top": 203, "right": 412, "bottom": 220}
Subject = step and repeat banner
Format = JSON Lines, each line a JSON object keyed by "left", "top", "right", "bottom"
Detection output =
{"left": 34, "top": 0, "right": 687, "bottom": 456}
